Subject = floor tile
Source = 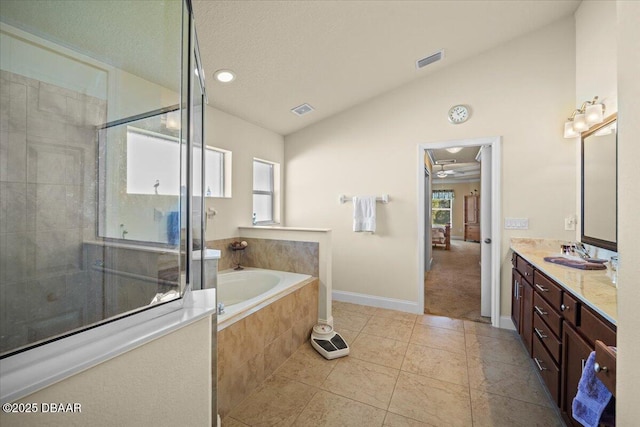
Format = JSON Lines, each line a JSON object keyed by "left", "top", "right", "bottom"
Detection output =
{"left": 416, "top": 314, "right": 464, "bottom": 332}
{"left": 401, "top": 343, "right": 468, "bottom": 386}
{"left": 333, "top": 310, "right": 370, "bottom": 332}
{"left": 470, "top": 388, "right": 563, "bottom": 427}
{"left": 373, "top": 307, "right": 418, "bottom": 323}
{"left": 465, "top": 333, "right": 530, "bottom": 365}
{"left": 335, "top": 327, "right": 360, "bottom": 344}
{"left": 333, "top": 300, "right": 379, "bottom": 315}
{"left": 463, "top": 320, "right": 518, "bottom": 340}
{"left": 409, "top": 324, "right": 466, "bottom": 354}
{"left": 383, "top": 412, "right": 435, "bottom": 426}
{"left": 292, "top": 390, "right": 386, "bottom": 427}
{"left": 388, "top": 371, "right": 472, "bottom": 427}
{"left": 467, "top": 356, "right": 553, "bottom": 407}
{"left": 349, "top": 332, "right": 408, "bottom": 369}
{"left": 321, "top": 357, "right": 399, "bottom": 409}
{"left": 361, "top": 316, "right": 415, "bottom": 342}
{"left": 275, "top": 343, "right": 338, "bottom": 386}
{"left": 229, "top": 375, "right": 318, "bottom": 426}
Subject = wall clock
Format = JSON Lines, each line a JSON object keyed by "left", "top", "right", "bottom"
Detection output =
{"left": 448, "top": 104, "right": 470, "bottom": 124}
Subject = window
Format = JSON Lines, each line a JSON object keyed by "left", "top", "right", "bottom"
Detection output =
{"left": 126, "top": 127, "right": 229, "bottom": 197}
{"left": 432, "top": 189, "right": 454, "bottom": 225}
{"left": 253, "top": 159, "right": 278, "bottom": 224}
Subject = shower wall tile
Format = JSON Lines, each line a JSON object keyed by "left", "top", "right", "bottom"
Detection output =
{"left": 0, "top": 182, "right": 28, "bottom": 233}
{"left": 0, "top": 131, "right": 27, "bottom": 182}
{"left": 38, "top": 85, "right": 68, "bottom": 116}
{"left": 0, "top": 71, "right": 107, "bottom": 354}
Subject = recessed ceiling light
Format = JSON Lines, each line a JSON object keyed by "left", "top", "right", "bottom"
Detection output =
{"left": 446, "top": 147, "right": 463, "bottom": 153}
{"left": 214, "top": 69, "right": 235, "bottom": 83}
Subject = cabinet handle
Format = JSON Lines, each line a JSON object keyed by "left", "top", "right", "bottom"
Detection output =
{"left": 560, "top": 304, "right": 569, "bottom": 311}
{"left": 534, "top": 327, "right": 547, "bottom": 339}
{"left": 594, "top": 362, "right": 608, "bottom": 373}
{"left": 534, "top": 305, "right": 548, "bottom": 316}
{"left": 534, "top": 357, "right": 547, "bottom": 371}
{"left": 514, "top": 280, "right": 519, "bottom": 298}
{"left": 525, "top": 271, "right": 531, "bottom": 277}
{"left": 535, "top": 284, "right": 549, "bottom": 292}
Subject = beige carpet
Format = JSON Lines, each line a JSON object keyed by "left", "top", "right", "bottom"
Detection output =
{"left": 425, "top": 239, "right": 490, "bottom": 323}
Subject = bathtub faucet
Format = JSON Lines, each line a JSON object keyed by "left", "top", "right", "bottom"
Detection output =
{"left": 217, "top": 302, "right": 225, "bottom": 315}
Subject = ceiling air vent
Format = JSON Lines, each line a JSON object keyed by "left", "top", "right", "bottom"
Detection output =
{"left": 416, "top": 49, "right": 444, "bottom": 69}
{"left": 291, "top": 103, "right": 314, "bottom": 116}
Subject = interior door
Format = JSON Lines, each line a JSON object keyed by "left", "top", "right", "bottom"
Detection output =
{"left": 424, "top": 165, "right": 432, "bottom": 271}
{"left": 480, "top": 146, "right": 492, "bottom": 317}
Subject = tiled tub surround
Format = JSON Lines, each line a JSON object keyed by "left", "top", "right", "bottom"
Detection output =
{"left": 218, "top": 277, "right": 319, "bottom": 418}
{"left": 207, "top": 237, "right": 319, "bottom": 275}
{"left": 0, "top": 70, "right": 106, "bottom": 353}
{"left": 510, "top": 238, "right": 617, "bottom": 323}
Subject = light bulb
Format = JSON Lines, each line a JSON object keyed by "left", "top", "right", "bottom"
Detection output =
{"left": 585, "top": 103, "right": 604, "bottom": 125}
{"left": 564, "top": 121, "right": 579, "bottom": 138}
{"left": 573, "top": 113, "right": 588, "bottom": 131}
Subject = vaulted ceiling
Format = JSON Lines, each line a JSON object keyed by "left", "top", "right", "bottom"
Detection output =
{"left": 192, "top": 0, "right": 581, "bottom": 135}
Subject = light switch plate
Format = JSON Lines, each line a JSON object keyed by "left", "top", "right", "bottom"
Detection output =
{"left": 564, "top": 217, "right": 576, "bottom": 231}
{"left": 505, "top": 218, "right": 529, "bottom": 230}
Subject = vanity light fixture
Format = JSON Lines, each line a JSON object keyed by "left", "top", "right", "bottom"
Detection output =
{"left": 563, "top": 96, "right": 605, "bottom": 138}
{"left": 214, "top": 69, "right": 235, "bottom": 83}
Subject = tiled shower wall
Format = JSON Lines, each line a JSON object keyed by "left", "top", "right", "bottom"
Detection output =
{"left": 0, "top": 70, "right": 105, "bottom": 353}
{"left": 207, "top": 237, "right": 319, "bottom": 275}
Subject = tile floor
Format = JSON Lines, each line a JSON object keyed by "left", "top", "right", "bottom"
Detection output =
{"left": 222, "top": 301, "right": 564, "bottom": 426}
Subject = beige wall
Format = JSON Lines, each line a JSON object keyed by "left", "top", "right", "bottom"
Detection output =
{"left": 615, "top": 1, "right": 640, "bottom": 422}
{"left": 204, "top": 106, "right": 285, "bottom": 240}
{"left": 285, "top": 18, "right": 576, "bottom": 306}
{"left": 432, "top": 181, "right": 480, "bottom": 239}
{"left": 0, "top": 317, "right": 212, "bottom": 427}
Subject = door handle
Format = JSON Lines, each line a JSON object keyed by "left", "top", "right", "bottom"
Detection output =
{"left": 484, "top": 238, "right": 492, "bottom": 244}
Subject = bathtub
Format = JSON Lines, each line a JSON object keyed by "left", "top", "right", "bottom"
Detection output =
{"left": 216, "top": 268, "right": 312, "bottom": 330}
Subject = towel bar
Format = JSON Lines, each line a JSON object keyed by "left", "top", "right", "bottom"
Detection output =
{"left": 339, "top": 194, "right": 389, "bottom": 204}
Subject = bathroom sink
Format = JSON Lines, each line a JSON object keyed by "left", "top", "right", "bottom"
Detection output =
{"left": 544, "top": 256, "right": 607, "bottom": 270}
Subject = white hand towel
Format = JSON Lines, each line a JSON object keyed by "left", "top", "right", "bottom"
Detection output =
{"left": 353, "top": 196, "right": 376, "bottom": 233}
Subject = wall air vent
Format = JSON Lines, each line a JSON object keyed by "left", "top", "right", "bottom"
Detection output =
{"left": 416, "top": 49, "right": 444, "bottom": 69}
{"left": 291, "top": 103, "right": 314, "bottom": 116}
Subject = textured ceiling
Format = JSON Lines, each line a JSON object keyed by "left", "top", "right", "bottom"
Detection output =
{"left": 192, "top": 0, "right": 580, "bottom": 135}
{"left": 0, "top": 0, "right": 182, "bottom": 92}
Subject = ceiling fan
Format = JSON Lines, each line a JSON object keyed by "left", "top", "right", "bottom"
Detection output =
{"left": 436, "top": 164, "right": 463, "bottom": 178}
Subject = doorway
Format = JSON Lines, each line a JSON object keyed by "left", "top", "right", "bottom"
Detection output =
{"left": 416, "top": 137, "right": 501, "bottom": 327}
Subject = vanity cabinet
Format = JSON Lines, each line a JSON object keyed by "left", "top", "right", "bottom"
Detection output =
{"left": 511, "top": 252, "right": 617, "bottom": 426}
{"left": 511, "top": 254, "right": 533, "bottom": 355}
{"left": 464, "top": 195, "right": 480, "bottom": 242}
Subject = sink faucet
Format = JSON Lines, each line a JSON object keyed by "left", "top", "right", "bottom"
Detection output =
{"left": 573, "top": 242, "right": 590, "bottom": 259}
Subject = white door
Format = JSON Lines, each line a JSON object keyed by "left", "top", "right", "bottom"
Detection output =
{"left": 480, "top": 146, "right": 492, "bottom": 317}
{"left": 425, "top": 166, "right": 432, "bottom": 271}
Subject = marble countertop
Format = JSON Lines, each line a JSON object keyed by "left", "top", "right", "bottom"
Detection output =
{"left": 510, "top": 238, "right": 617, "bottom": 325}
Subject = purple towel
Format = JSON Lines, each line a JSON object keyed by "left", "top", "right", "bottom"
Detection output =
{"left": 572, "top": 351, "right": 613, "bottom": 427}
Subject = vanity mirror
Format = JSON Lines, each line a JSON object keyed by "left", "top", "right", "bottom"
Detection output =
{"left": 581, "top": 114, "right": 617, "bottom": 251}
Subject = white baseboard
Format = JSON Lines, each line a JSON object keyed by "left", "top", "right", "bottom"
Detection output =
{"left": 332, "top": 290, "right": 419, "bottom": 314}
{"left": 499, "top": 315, "right": 517, "bottom": 330}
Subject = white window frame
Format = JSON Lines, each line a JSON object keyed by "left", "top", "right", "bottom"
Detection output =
{"left": 252, "top": 158, "right": 280, "bottom": 225}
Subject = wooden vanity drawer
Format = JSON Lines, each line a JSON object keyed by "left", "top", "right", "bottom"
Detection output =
{"left": 534, "top": 313, "right": 561, "bottom": 363}
{"left": 579, "top": 306, "right": 616, "bottom": 347}
{"left": 516, "top": 256, "right": 534, "bottom": 282}
{"left": 533, "top": 292, "right": 562, "bottom": 338}
{"left": 532, "top": 335, "right": 560, "bottom": 405}
{"left": 561, "top": 292, "right": 580, "bottom": 328}
{"left": 595, "top": 340, "right": 617, "bottom": 397}
{"left": 533, "top": 271, "right": 562, "bottom": 309}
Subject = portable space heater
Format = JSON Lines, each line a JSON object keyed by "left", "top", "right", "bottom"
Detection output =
{"left": 310, "top": 324, "right": 349, "bottom": 360}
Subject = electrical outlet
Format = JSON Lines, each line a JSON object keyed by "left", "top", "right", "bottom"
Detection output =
{"left": 505, "top": 218, "right": 529, "bottom": 230}
{"left": 565, "top": 216, "right": 576, "bottom": 231}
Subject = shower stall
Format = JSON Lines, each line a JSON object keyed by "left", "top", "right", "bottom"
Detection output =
{"left": 0, "top": 0, "right": 213, "bottom": 406}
